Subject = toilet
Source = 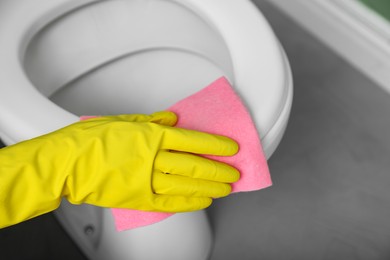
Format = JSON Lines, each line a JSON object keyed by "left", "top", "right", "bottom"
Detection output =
{"left": 0, "top": 0, "right": 293, "bottom": 259}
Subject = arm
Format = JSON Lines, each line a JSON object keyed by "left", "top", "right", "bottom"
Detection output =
{"left": 0, "top": 111, "right": 239, "bottom": 228}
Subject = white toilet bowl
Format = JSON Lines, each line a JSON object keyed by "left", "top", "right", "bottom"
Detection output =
{"left": 0, "top": 0, "right": 293, "bottom": 259}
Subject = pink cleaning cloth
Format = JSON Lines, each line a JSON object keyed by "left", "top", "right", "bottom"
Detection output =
{"left": 168, "top": 77, "right": 271, "bottom": 192}
{"left": 82, "top": 77, "right": 271, "bottom": 231}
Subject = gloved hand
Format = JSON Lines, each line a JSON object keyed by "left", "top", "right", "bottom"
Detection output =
{"left": 0, "top": 111, "right": 239, "bottom": 228}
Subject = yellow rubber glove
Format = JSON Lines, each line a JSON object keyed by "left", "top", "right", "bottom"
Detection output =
{"left": 0, "top": 111, "right": 239, "bottom": 228}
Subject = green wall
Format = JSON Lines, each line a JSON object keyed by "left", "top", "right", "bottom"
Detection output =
{"left": 358, "top": 0, "right": 390, "bottom": 22}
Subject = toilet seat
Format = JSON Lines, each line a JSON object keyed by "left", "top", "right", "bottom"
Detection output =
{"left": 0, "top": 0, "right": 292, "bottom": 158}
{"left": 0, "top": 1, "right": 292, "bottom": 259}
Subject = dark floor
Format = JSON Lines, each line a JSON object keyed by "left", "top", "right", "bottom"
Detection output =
{"left": 2, "top": 0, "right": 390, "bottom": 259}
{"left": 210, "top": 1, "right": 390, "bottom": 259}
{"left": 0, "top": 212, "right": 86, "bottom": 260}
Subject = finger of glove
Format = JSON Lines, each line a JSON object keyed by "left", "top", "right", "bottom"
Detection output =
{"left": 153, "top": 171, "right": 232, "bottom": 198}
{"left": 155, "top": 151, "right": 240, "bottom": 183}
{"left": 152, "top": 194, "right": 212, "bottom": 212}
{"left": 161, "top": 127, "right": 239, "bottom": 156}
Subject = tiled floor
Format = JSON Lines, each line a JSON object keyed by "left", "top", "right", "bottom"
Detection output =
{"left": 2, "top": 0, "right": 390, "bottom": 259}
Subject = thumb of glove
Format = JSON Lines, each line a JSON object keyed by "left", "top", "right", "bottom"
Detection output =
{"left": 86, "top": 111, "right": 177, "bottom": 127}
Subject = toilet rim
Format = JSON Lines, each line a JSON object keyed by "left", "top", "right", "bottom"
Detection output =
{"left": 0, "top": 0, "right": 292, "bottom": 157}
